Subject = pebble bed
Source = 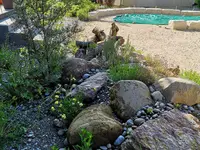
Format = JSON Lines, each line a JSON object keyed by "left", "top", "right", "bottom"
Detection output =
{"left": 5, "top": 68, "right": 200, "bottom": 150}
{"left": 96, "top": 86, "right": 200, "bottom": 150}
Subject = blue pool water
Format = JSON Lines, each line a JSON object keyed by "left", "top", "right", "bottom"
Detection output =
{"left": 114, "top": 14, "right": 200, "bottom": 25}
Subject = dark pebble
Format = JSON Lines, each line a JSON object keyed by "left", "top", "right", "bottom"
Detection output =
{"left": 152, "top": 114, "right": 158, "bottom": 119}
{"left": 167, "top": 103, "right": 174, "bottom": 108}
{"left": 134, "top": 118, "right": 145, "bottom": 126}
{"left": 153, "top": 108, "right": 160, "bottom": 113}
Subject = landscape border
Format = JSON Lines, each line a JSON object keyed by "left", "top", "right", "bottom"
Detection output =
{"left": 88, "top": 7, "right": 200, "bottom": 30}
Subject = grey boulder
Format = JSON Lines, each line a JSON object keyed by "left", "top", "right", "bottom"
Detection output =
{"left": 121, "top": 109, "right": 200, "bottom": 150}
{"left": 110, "top": 80, "right": 153, "bottom": 121}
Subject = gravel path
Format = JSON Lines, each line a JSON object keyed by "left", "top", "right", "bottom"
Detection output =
{"left": 78, "top": 16, "right": 200, "bottom": 73}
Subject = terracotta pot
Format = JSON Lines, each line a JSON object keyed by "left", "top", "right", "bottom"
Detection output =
{"left": 0, "top": 0, "right": 2, "bottom": 5}
{"left": 2, "top": 0, "right": 13, "bottom": 9}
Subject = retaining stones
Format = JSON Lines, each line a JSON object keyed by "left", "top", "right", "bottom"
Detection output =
{"left": 169, "top": 20, "right": 188, "bottom": 30}
{"left": 187, "top": 21, "right": 200, "bottom": 30}
{"left": 146, "top": 8, "right": 162, "bottom": 14}
{"left": 88, "top": 7, "right": 200, "bottom": 31}
{"left": 161, "top": 9, "right": 181, "bottom": 15}
{"left": 169, "top": 20, "right": 200, "bottom": 31}
{"left": 181, "top": 10, "right": 200, "bottom": 16}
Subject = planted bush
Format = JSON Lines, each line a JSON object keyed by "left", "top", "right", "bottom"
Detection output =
{"left": 14, "top": 0, "right": 79, "bottom": 85}
{"left": 67, "top": 0, "right": 98, "bottom": 20}
{"left": 195, "top": 0, "right": 200, "bottom": 8}
{"left": 51, "top": 94, "right": 84, "bottom": 125}
{"left": 0, "top": 46, "right": 43, "bottom": 102}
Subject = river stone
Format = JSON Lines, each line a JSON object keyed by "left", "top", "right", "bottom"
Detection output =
{"left": 67, "top": 104, "right": 122, "bottom": 148}
{"left": 121, "top": 109, "right": 200, "bottom": 150}
{"left": 61, "top": 58, "right": 100, "bottom": 84}
{"left": 154, "top": 77, "right": 200, "bottom": 106}
{"left": 151, "top": 91, "right": 164, "bottom": 101}
{"left": 134, "top": 118, "right": 145, "bottom": 126}
{"left": 110, "top": 80, "right": 153, "bottom": 121}
{"left": 68, "top": 72, "right": 108, "bottom": 102}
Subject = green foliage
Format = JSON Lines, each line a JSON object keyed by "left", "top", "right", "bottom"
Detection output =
{"left": 67, "top": 41, "right": 79, "bottom": 55}
{"left": 103, "top": 36, "right": 142, "bottom": 67}
{"left": 0, "top": 46, "right": 43, "bottom": 102}
{"left": 174, "top": 103, "right": 181, "bottom": 109}
{"left": 121, "top": 37, "right": 143, "bottom": 57}
{"left": 179, "top": 70, "right": 200, "bottom": 85}
{"left": 146, "top": 107, "right": 153, "bottom": 114}
{"left": 108, "top": 64, "right": 156, "bottom": 85}
{"left": 51, "top": 95, "right": 83, "bottom": 124}
{"left": 14, "top": 0, "right": 78, "bottom": 84}
{"left": 0, "top": 101, "right": 26, "bottom": 148}
{"left": 195, "top": 0, "right": 200, "bottom": 8}
{"left": 67, "top": 0, "right": 98, "bottom": 20}
{"left": 74, "top": 128, "right": 93, "bottom": 150}
{"left": 51, "top": 145, "right": 59, "bottom": 150}
{"left": 103, "top": 39, "right": 120, "bottom": 66}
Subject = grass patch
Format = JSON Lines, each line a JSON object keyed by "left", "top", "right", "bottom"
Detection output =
{"left": 108, "top": 64, "right": 156, "bottom": 85}
{"left": 179, "top": 70, "right": 200, "bottom": 85}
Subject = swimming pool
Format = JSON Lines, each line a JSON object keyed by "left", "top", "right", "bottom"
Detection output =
{"left": 114, "top": 14, "right": 200, "bottom": 25}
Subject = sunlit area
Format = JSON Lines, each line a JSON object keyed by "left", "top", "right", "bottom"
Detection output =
{"left": 0, "top": 0, "right": 200, "bottom": 149}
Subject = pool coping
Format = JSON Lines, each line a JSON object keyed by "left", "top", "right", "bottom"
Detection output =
{"left": 88, "top": 8, "right": 200, "bottom": 30}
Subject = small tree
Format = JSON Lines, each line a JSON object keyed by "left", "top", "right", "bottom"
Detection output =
{"left": 13, "top": 0, "right": 79, "bottom": 84}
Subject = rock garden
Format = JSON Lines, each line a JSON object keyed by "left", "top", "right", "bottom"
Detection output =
{"left": 1, "top": 0, "right": 200, "bottom": 150}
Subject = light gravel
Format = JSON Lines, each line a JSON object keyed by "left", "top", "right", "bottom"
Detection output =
{"left": 78, "top": 16, "right": 200, "bottom": 73}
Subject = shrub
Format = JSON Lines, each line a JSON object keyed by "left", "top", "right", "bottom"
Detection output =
{"left": 108, "top": 64, "right": 156, "bottom": 85}
{"left": 0, "top": 46, "right": 43, "bottom": 102}
{"left": 67, "top": 0, "right": 98, "bottom": 20}
{"left": 67, "top": 40, "right": 79, "bottom": 55}
{"left": 179, "top": 70, "right": 200, "bottom": 85}
{"left": 195, "top": 0, "right": 200, "bottom": 8}
{"left": 51, "top": 94, "right": 84, "bottom": 125}
{"left": 0, "top": 101, "right": 26, "bottom": 148}
{"left": 14, "top": 0, "right": 79, "bottom": 85}
{"left": 74, "top": 128, "right": 93, "bottom": 150}
{"left": 120, "top": 36, "right": 143, "bottom": 61}
{"left": 103, "top": 39, "right": 120, "bottom": 66}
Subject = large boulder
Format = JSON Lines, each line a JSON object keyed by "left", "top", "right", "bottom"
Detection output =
{"left": 69, "top": 72, "right": 108, "bottom": 102}
{"left": 110, "top": 80, "right": 153, "bottom": 121}
{"left": 61, "top": 58, "right": 100, "bottom": 84}
{"left": 121, "top": 109, "right": 200, "bottom": 150}
{"left": 67, "top": 104, "right": 122, "bottom": 148}
{"left": 154, "top": 77, "right": 200, "bottom": 106}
